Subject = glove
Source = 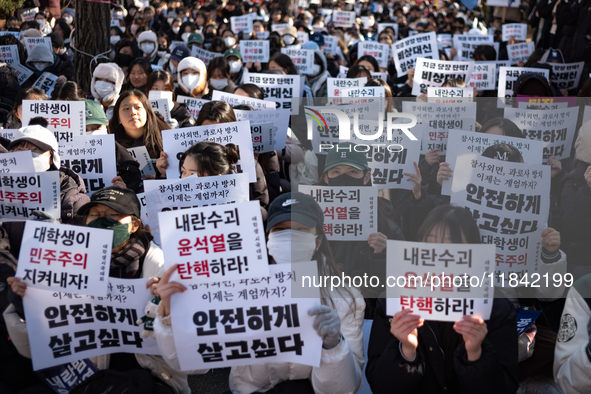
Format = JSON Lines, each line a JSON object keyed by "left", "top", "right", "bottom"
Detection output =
{"left": 308, "top": 305, "right": 341, "bottom": 349}
{"left": 167, "top": 118, "right": 179, "bottom": 129}
{"left": 31, "top": 210, "right": 59, "bottom": 223}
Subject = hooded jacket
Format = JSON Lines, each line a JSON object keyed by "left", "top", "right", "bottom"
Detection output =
{"left": 306, "top": 50, "right": 330, "bottom": 97}
{"left": 91, "top": 63, "right": 125, "bottom": 120}
{"left": 25, "top": 44, "right": 73, "bottom": 81}
{"left": 176, "top": 56, "right": 207, "bottom": 98}
{"left": 512, "top": 72, "right": 554, "bottom": 97}
{"left": 137, "top": 31, "right": 161, "bottom": 64}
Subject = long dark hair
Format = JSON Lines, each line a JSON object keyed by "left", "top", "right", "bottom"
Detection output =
{"left": 478, "top": 117, "right": 524, "bottom": 139}
{"left": 109, "top": 90, "right": 168, "bottom": 158}
{"left": 52, "top": 81, "right": 85, "bottom": 101}
{"left": 269, "top": 52, "right": 298, "bottom": 75}
{"left": 179, "top": 141, "right": 240, "bottom": 177}
{"left": 207, "top": 56, "right": 230, "bottom": 80}
{"left": 126, "top": 58, "right": 152, "bottom": 89}
{"left": 236, "top": 84, "right": 265, "bottom": 100}
{"left": 196, "top": 101, "right": 237, "bottom": 125}
{"left": 145, "top": 70, "right": 175, "bottom": 99}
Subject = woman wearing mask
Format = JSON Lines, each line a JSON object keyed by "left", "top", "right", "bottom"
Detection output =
{"left": 61, "top": 8, "right": 75, "bottom": 25}
{"left": 146, "top": 70, "right": 196, "bottom": 128}
{"left": 281, "top": 25, "right": 299, "bottom": 48}
{"left": 137, "top": 31, "right": 161, "bottom": 65}
{"left": 110, "top": 90, "right": 168, "bottom": 162}
{"left": 113, "top": 39, "right": 142, "bottom": 75}
{"left": 174, "top": 56, "right": 208, "bottom": 98}
{"left": 4, "top": 87, "right": 48, "bottom": 129}
{"left": 24, "top": 44, "right": 72, "bottom": 86}
{"left": 35, "top": 12, "right": 52, "bottom": 35}
{"left": 152, "top": 192, "right": 365, "bottom": 394}
{"left": 225, "top": 48, "right": 246, "bottom": 86}
{"left": 302, "top": 42, "right": 330, "bottom": 98}
{"left": 4, "top": 186, "right": 197, "bottom": 394}
{"left": 110, "top": 26, "right": 125, "bottom": 48}
{"left": 90, "top": 62, "right": 125, "bottom": 121}
{"left": 205, "top": 57, "right": 235, "bottom": 95}
{"left": 168, "top": 17, "right": 183, "bottom": 43}
{"left": 124, "top": 58, "right": 152, "bottom": 92}
{"left": 177, "top": 22, "right": 195, "bottom": 43}
{"left": 366, "top": 204, "right": 519, "bottom": 394}
{"left": 221, "top": 29, "right": 238, "bottom": 49}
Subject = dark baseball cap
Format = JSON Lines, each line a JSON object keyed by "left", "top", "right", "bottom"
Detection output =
{"left": 170, "top": 45, "right": 191, "bottom": 61}
{"left": 324, "top": 142, "right": 370, "bottom": 173}
{"left": 77, "top": 186, "right": 141, "bottom": 218}
{"left": 266, "top": 192, "right": 324, "bottom": 233}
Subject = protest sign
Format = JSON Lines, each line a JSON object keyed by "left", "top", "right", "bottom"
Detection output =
{"left": 60, "top": 135, "right": 117, "bottom": 195}
{"left": 507, "top": 41, "right": 535, "bottom": 64}
{"left": 411, "top": 58, "right": 474, "bottom": 95}
{"left": 427, "top": 87, "right": 474, "bottom": 98}
{"left": 242, "top": 72, "right": 301, "bottom": 113}
{"left": 487, "top": 0, "right": 520, "bottom": 6}
{"left": 19, "top": 7, "right": 39, "bottom": 21}
{"left": 0, "top": 45, "right": 19, "bottom": 65}
{"left": 256, "top": 31, "right": 270, "bottom": 40}
{"left": 546, "top": 62, "right": 584, "bottom": 90}
{"left": 280, "top": 48, "right": 314, "bottom": 75}
{"left": 358, "top": 41, "right": 390, "bottom": 69}
{"left": 240, "top": 40, "right": 270, "bottom": 63}
{"left": 469, "top": 62, "right": 497, "bottom": 90}
{"left": 24, "top": 37, "right": 52, "bottom": 54}
{"left": 323, "top": 35, "right": 339, "bottom": 55}
{"left": 450, "top": 154, "right": 551, "bottom": 286}
{"left": 338, "top": 66, "right": 388, "bottom": 82}
{"left": 169, "top": 40, "right": 185, "bottom": 52}
{"left": 271, "top": 23, "right": 290, "bottom": 35}
{"left": 191, "top": 46, "right": 219, "bottom": 65}
{"left": 150, "top": 98, "right": 172, "bottom": 123}
{"left": 144, "top": 173, "right": 250, "bottom": 244}
{"left": 452, "top": 34, "right": 494, "bottom": 61}
{"left": 0, "top": 129, "right": 16, "bottom": 141}
{"left": 0, "top": 31, "right": 20, "bottom": 38}
{"left": 386, "top": 240, "right": 494, "bottom": 321}
{"left": 0, "top": 172, "right": 60, "bottom": 220}
{"left": 339, "top": 86, "right": 385, "bottom": 98}
{"left": 299, "top": 186, "right": 377, "bottom": 240}
{"left": 162, "top": 121, "right": 256, "bottom": 182}
{"left": 158, "top": 200, "right": 269, "bottom": 283}
{"left": 170, "top": 262, "right": 322, "bottom": 371}
{"left": 211, "top": 90, "right": 276, "bottom": 110}
{"left": 177, "top": 96, "right": 210, "bottom": 119}
{"left": 326, "top": 77, "right": 368, "bottom": 97}
{"left": 516, "top": 306, "right": 543, "bottom": 336}
{"left": 33, "top": 72, "right": 59, "bottom": 96}
{"left": 438, "top": 34, "right": 453, "bottom": 48}
{"left": 297, "top": 31, "right": 309, "bottom": 44}
{"left": 127, "top": 146, "right": 156, "bottom": 177}
{"left": 0, "top": 151, "right": 35, "bottom": 173}
{"left": 11, "top": 62, "right": 35, "bottom": 86}
{"left": 502, "top": 24, "right": 528, "bottom": 42}
{"left": 16, "top": 221, "right": 112, "bottom": 295}
{"left": 24, "top": 278, "right": 161, "bottom": 370}
{"left": 497, "top": 67, "right": 550, "bottom": 99}
{"left": 504, "top": 107, "right": 578, "bottom": 161}
{"left": 35, "top": 359, "right": 98, "bottom": 393}
{"left": 515, "top": 96, "right": 575, "bottom": 110}
{"left": 234, "top": 108, "right": 290, "bottom": 152}
{"left": 332, "top": 10, "right": 355, "bottom": 27}
{"left": 455, "top": 41, "right": 499, "bottom": 62}
{"left": 392, "top": 32, "right": 437, "bottom": 77}
{"left": 231, "top": 15, "right": 253, "bottom": 34}
{"left": 22, "top": 100, "right": 86, "bottom": 145}
{"left": 377, "top": 23, "right": 399, "bottom": 38}
{"left": 442, "top": 130, "right": 544, "bottom": 195}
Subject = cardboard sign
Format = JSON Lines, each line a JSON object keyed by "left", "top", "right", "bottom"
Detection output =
{"left": 502, "top": 24, "right": 528, "bottom": 42}
{"left": 24, "top": 278, "right": 161, "bottom": 370}
{"left": 411, "top": 58, "right": 474, "bottom": 95}
{"left": 299, "top": 186, "right": 377, "bottom": 240}
{"left": 450, "top": 154, "right": 551, "bottom": 286}
{"left": 177, "top": 96, "right": 210, "bottom": 119}
{"left": 16, "top": 221, "right": 112, "bottom": 295}
{"left": 0, "top": 172, "right": 60, "bottom": 220}
{"left": 358, "top": 42, "right": 390, "bottom": 69}
{"left": 280, "top": 48, "right": 315, "bottom": 75}
{"left": 0, "top": 151, "right": 35, "bottom": 174}
{"left": 392, "top": 32, "right": 437, "bottom": 77}
{"left": 240, "top": 40, "right": 270, "bottom": 63}
{"left": 158, "top": 200, "right": 269, "bottom": 283}
{"left": 161, "top": 121, "right": 256, "bottom": 182}
{"left": 386, "top": 240, "right": 494, "bottom": 321}
{"left": 170, "top": 262, "right": 322, "bottom": 371}
{"left": 211, "top": 90, "right": 276, "bottom": 110}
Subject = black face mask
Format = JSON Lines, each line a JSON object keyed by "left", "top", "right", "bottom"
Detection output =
{"left": 205, "top": 32, "right": 215, "bottom": 39}
{"left": 115, "top": 53, "right": 134, "bottom": 67}
{"left": 327, "top": 173, "right": 367, "bottom": 187}
{"left": 158, "top": 44, "right": 167, "bottom": 51}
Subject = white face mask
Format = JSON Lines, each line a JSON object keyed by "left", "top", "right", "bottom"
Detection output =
{"left": 209, "top": 78, "right": 228, "bottom": 90}
{"left": 283, "top": 35, "right": 296, "bottom": 45}
{"left": 224, "top": 36, "right": 236, "bottom": 47}
{"left": 110, "top": 36, "right": 121, "bottom": 45}
{"left": 33, "top": 62, "right": 49, "bottom": 71}
{"left": 94, "top": 80, "right": 115, "bottom": 99}
{"left": 181, "top": 32, "right": 191, "bottom": 42}
{"left": 167, "top": 17, "right": 174, "bottom": 25}
{"left": 182, "top": 74, "right": 200, "bottom": 91}
{"left": 229, "top": 60, "right": 242, "bottom": 74}
{"left": 31, "top": 152, "right": 50, "bottom": 172}
{"left": 172, "top": 26, "right": 180, "bottom": 34}
{"left": 140, "top": 42, "right": 156, "bottom": 54}
{"left": 63, "top": 15, "right": 74, "bottom": 24}
{"left": 113, "top": 12, "right": 124, "bottom": 20}
{"left": 309, "top": 64, "right": 321, "bottom": 77}
{"left": 267, "top": 230, "right": 317, "bottom": 265}
{"left": 344, "top": 33, "right": 353, "bottom": 44}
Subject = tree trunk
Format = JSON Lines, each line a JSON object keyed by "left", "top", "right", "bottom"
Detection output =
{"left": 73, "top": 0, "right": 110, "bottom": 92}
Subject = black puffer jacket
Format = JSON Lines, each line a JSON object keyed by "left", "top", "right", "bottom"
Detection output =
{"left": 59, "top": 166, "right": 91, "bottom": 223}
{"left": 171, "top": 102, "right": 196, "bottom": 128}
{"left": 366, "top": 297, "right": 519, "bottom": 394}
{"left": 0, "top": 64, "right": 20, "bottom": 104}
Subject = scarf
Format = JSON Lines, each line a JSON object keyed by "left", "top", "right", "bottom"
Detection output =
{"left": 110, "top": 237, "right": 146, "bottom": 278}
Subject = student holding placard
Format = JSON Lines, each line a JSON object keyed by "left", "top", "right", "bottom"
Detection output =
{"left": 152, "top": 192, "right": 365, "bottom": 394}
{"left": 205, "top": 56, "right": 236, "bottom": 95}
{"left": 366, "top": 205, "right": 518, "bottom": 394}
{"left": 175, "top": 56, "right": 208, "bottom": 99}
{"left": 25, "top": 42, "right": 72, "bottom": 86}
{"left": 4, "top": 86, "right": 48, "bottom": 129}
{"left": 146, "top": 70, "right": 196, "bottom": 128}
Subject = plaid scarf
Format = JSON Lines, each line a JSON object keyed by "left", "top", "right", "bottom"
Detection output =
{"left": 110, "top": 237, "right": 146, "bottom": 278}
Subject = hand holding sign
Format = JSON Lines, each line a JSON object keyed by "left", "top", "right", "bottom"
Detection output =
{"left": 308, "top": 305, "right": 341, "bottom": 349}
{"left": 390, "top": 309, "right": 424, "bottom": 360}
{"left": 541, "top": 227, "right": 561, "bottom": 254}
{"left": 157, "top": 264, "right": 186, "bottom": 317}
{"left": 404, "top": 162, "right": 422, "bottom": 200}
{"left": 368, "top": 232, "right": 388, "bottom": 254}
{"left": 547, "top": 156, "right": 562, "bottom": 178}
{"left": 453, "top": 315, "right": 487, "bottom": 361}
{"left": 7, "top": 276, "right": 26, "bottom": 298}
{"left": 437, "top": 162, "right": 452, "bottom": 185}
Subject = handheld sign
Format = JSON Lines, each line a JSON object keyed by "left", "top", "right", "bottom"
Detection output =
{"left": 211, "top": 90, "right": 276, "bottom": 110}
{"left": 502, "top": 24, "right": 527, "bottom": 42}
{"left": 280, "top": 48, "right": 315, "bottom": 75}
{"left": 392, "top": 32, "right": 437, "bottom": 77}
{"left": 177, "top": 96, "right": 210, "bottom": 119}
{"left": 22, "top": 100, "right": 86, "bottom": 144}
{"left": 0, "top": 151, "right": 35, "bottom": 173}
{"left": 0, "top": 172, "right": 60, "bottom": 220}
{"left": 411, "top": 58, "right": 474, "bottom": 96}
{"left": 33, "top": 72, "right": 59, "bottom": 96}
{"left": 127, "top": 146, "right": 156, "bottom": 177}
{"left": 240, "top": 40, "right": 270, "bottom": 63}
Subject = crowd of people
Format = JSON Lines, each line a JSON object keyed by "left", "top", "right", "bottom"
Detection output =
{"left": 0, "top": 0, "right": 590, "bottom": 393}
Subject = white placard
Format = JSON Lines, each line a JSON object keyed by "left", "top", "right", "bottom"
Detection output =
{"left": 240, "top": 40, "right": 270, "bottom": 63}
{"left": 24, "top": 37, "right": 52, "bottom": 55}
{"left": 11, "top": 62, "right": 35, "bottom": 86}
{"left": 386, "top": 240, "right": 494, "bottom": 321}
{"left": 507, "top": 41, "right": 535, "bottom": 64}
{"left": 271, "top": 23, "right": 290, "bottom": 35}
{"left": 332, "top": 11, "right": 356, "bottom": 28}
{"left": 358, "top": 41, "right": 390, "bottom": 69}
{"left": 442, "top": 130, "right": 544, "bottom": 195}
{"left": 0, "top": 172, "right": 60, "bottom": 220}
{"left": 450, "top": 154, "right": 550, "bottom": 286}
{"left": 280, "top": 48, "right": 315, "bottom": 75}
{"left": 338, "top": 86, "right": 385, "bottom": 98}
{"left": 327, "top": 77, "right": 367, "bottom": 97}
{"left": 211, "top": 90, "right": 276, "bottom": 110}
{"left": 161, "top": 120, "right": 256, "bottom": 182}
{"left": 392, "top": 32, "right": 437, "bottom": 77}
{"left": 16, "top": 221, "right": 112, "bottom": 295}
{"left": 299, "top": 186, "right": 377, "bottom": 240}
{"left": 297, "top": 31, "right": 309, "bottom": 44}
{"left": 169, "top": 40, "right": 186, "bottom": 52}
{"left": 22, "top": 100, "right": 86, "bottom": 144}
{"left": 256, "top": 31, "right": 270, "bottom": 40}
{"left": 24, "top": 278, "right": 161, "bottom": 371}
{"left": 231, "top": 15, "right": 253, "bottom": 34}
{"left": 427, "top": 87, "right": 474, "bottom": 98}
{"left": 158, "top": 200, "right": 269, "bottom": 283}
{"left": 0, "top": 129, "right": 16, "bottom": 141}
{"left": 497, "top": 67, "right": 549, "bottom": 99}
{"left": 150, "top": 98, "right": 172, "bottom": 123}
{"left": 20, "top": 7, "right": 39, "bottom": 22}
{"left": 127, "top": 146, "right": 156, "bottom": 177}
{"left": 337, "top": 66, "right": 388, "bottom": 82}
{"left": 242, "top": 71, "right": 301, "bottom": 114}
{"left": 546, "top": 62, "right": 584, "bottom": 90}
{"left": 502, "top": 24, "right": 528, "bottom": 42}
{"left": 32, "top": 72, "right": 59, "bottom": 96}
{"left": 171, "top": 262, "right": 322, "bottom": 371}
{"left": 453, "top": 34, "right": 494, "bottom": 61}
{"left": 438, "top": 34, "right": 452, "bottom": 48}
{"left": 0, "top": 45, "right": 19, "bottom": 65}
{"left": 191, "top": 46, "right": 220, "bottom": 66}
{"left": 177, "top": 96, "right": 210, "bottom": 119}
{"left": 323, "top": 36, "right": 339, "bottom": 55}
{"left": 411, "top": 58, "right": 474, "bottom": 96}
{"left": 0, "top": 151, "right": 35, "bottom": 173}
{"left": 233, "top": 108, "right": 290, "bottom": 152}
{"left": 504, "top": 107, "right": 578, "bottom": 162}
{"left": 469, "top": 62, "right": 497, "bottom": 91}
{"left": 59, "top": 135, "right": 118, "bottom": 195}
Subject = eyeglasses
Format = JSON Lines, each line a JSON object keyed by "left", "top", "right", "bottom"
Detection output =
{"left": 86, "top": 210, "right": 124, "bottom": 221}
